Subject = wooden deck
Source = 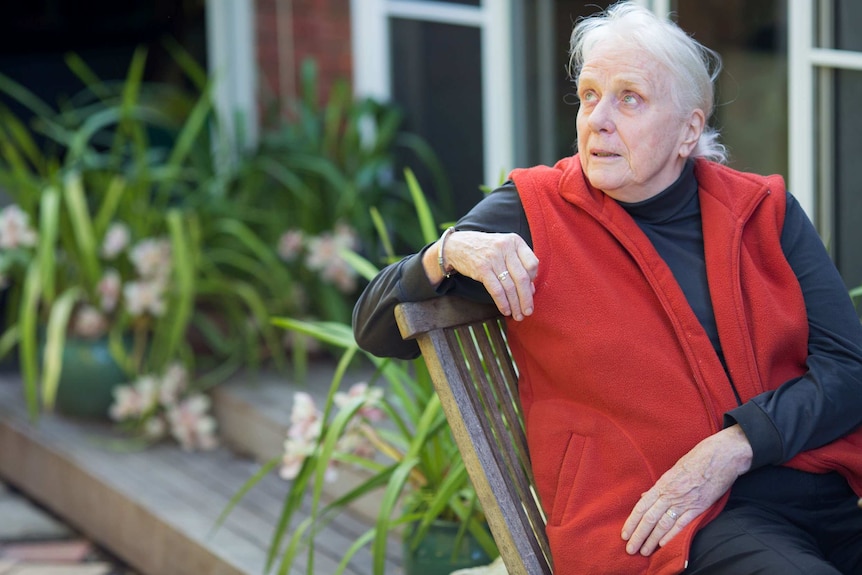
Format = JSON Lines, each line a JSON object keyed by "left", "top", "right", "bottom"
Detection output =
{"left": 0, "top": 364, "right": 402, "bottom": 575}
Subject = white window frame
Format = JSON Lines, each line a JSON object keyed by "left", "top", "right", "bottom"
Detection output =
{"left": 350, "top": 0, "right": 514, "bottom": 188}
{"left": 789, "top": 1, "right": 862, "bottom": 236}
{"left": 205, "top": 0, "right": 258, "bottom": 156}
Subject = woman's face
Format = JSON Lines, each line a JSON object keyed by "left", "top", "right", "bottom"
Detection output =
{"left": 576, "top": 39, "right": 704, "bottom": 203}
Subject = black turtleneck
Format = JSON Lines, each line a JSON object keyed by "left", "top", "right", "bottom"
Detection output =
{"left": 615, "top": 160, "right": 725, "bottom": 369}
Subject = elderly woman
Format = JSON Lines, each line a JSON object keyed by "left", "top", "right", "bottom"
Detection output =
{"left": 352, "top": 3, "right": 862, "bottom": 574}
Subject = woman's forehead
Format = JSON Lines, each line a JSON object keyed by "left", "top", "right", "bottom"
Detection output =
{"left": 579, "top": 39, "right": 670, "bottom": 91}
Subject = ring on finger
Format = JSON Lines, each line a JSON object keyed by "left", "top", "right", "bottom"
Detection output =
{"left": 497, "top": 270, "right": 510, "bottom": 282}
{"left": 665, "top": 509, "right": 679, "bottom": 520}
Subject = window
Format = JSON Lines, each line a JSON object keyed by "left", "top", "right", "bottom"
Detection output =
{"left": 390, "top": 18, "right": 484, "bottom": 215}
{"left": 815, "top": 0, "right": 862, "bottom": 286}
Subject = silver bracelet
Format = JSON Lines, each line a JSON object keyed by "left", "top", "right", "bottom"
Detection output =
{"left": 437, "top": 226, "right": 458, "bottom": 279}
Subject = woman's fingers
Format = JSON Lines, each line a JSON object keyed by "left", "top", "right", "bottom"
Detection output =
{"left": 443, "top": 231, "right": 538, "bottom": 320}
{"left": 621, "top": 426, "right": 753, "bottom": 556}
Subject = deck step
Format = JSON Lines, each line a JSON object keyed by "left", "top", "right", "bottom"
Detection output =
{"left": 0, "top": 362, "right": 400, "bottom": 575}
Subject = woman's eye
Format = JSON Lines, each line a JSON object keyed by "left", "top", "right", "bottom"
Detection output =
{"left": 622, "top": 94, "right": 638, "bottom": 105}
{"left": 581, "top": 90, "right": 597, "bottom": 102}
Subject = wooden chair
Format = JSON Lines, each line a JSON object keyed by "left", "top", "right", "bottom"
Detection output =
{"left": 395, "top": 296, "right": 553, "bottom": 575}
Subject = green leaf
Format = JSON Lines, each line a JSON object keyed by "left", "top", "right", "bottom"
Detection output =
{"left": 64, "top": 53, "right": 110, "bottom": 101}
{"left": 271, "top": 317, "right": 356, "bottom": 349}
{"left": 161, "top": 36, "right": 209, "bottom": 91}
{"left": 211, "top": 457, "right": 281, "bottom": 537}
{"left": 404, "top": 168, "right": 438, "bottom": 244}
{"left": 0, "top": 325, "right": 19, "bottom": 361}
{"left": 41, "top": 286, "right": 83, "bottom": 410}
{"left": 62, "top": 172, "right": 102, "bottom": 291}
{"left": 93, "top": 176, "right": 127, "bottom": 236}
{"left": 36, "top": 187, "right": 61, "bottom": 304}
{"left": 338, "top": 248, "right": 379, "bottom": 283}
{"left": 149, "top": 210, "right": 196, "bottom": 369}
{"left": 19, "top": 262, "right": 42, "bottom": 420}
{"left": 229, "top": 279, "right": 287, "bottom": 372}
{"left": 0, "top": 71, "right": 58, "bottom": 120}
{"left": 372, "top": 456, "right": 419, "bottom": 575}
{"left": 369, "top": 206, "right": 395, "bottom": 261}
{"left": 213, "top": 219, "right": 292, "bottom": 286}
{"left": 0, "top": 104, "right": 45, "bottom": 173}
{"left": 164, "top": 85, "right": 213, "bottom": 173}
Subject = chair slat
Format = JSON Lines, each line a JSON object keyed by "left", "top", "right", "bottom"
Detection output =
{"left": 459, "top": 324, "right": 552, "bottom": 565}
{"left": 395, "top": 298, "right": 554, "bottom": 575}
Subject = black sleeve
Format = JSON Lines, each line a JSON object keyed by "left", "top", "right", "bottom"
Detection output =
{"left": 351, "top": 182, "right": 531, "bottom": 359}
{"left": 725, "top": 192, "right": 862, "bottom": 468}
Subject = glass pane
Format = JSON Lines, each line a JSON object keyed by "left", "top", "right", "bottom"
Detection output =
{"left": 516, "top": 1, "right": 616, "bottom": 167}
{"left": 815, "top": 0, "right": 862, "bottom": 50}
{"left": 675, "top": 0, "right": 788, "bottom": 179}
{"left": 390, "top": 18, "right": 483, "bottom": 217}
{"left": 831, "top": 69, "right": 862, "bottom": 287}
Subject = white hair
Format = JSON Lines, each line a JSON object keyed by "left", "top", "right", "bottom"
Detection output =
{"left": 569, "top": 2, "right": 727, "bottom": 163}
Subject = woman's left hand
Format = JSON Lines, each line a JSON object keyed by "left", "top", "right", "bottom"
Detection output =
{"left": 621, "top": 425, "right": 753, "bottom": 556}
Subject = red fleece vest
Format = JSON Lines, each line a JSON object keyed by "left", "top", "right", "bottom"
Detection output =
{"left": 508, "top": 156, "right": 862, "bottom": 575}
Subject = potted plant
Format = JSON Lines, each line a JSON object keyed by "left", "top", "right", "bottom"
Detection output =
{"left": 0, "top": 47, "right": 209, "bottom": 423}
{"left": 222, "top": 170, "right": 498, "bottom": 575}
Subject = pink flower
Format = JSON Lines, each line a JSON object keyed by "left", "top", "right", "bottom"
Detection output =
{"left": 304, "top": 234, "right": 338, "bottom": 272}
{"left": 277, "top": 230, "right": 305, "bottom": 262}
{"left": 280, "top": 392, "right": 346, "bottom": 481}
{"left": 109, "top": 385, "right": 142, "bottom": 421}
{"left": 288, "top": 392, "right": 322, "bottom": 442}
{"left": 305, "top": 232, "right": 358, "bottom": 293}
{"left": 101, "top": 222, "right": 130, "bottom": 259}
{"left": 123, "top": 280, "right": 167, "bottom": 317}
{"left": 98, "top": 269, "right": 122, "bottom": 312}
{"left": 280, "top": 438, "right": 312, "bottom": 480}
{"left": 0, "top": 205, "right": 37, "bottom": 249}
{"left": 144, "top": 415, "right": 167, "bottom": 439}
{"left": 167, "top": 394, "right": 218, "bottom": 451}
{"left": 321, "top": 259, "right": 358, "bottom": 294}
{"left": 133, "top": 376, "right": 161, "bottom": 410}
{"left": 336, "top": 426, "right": 376, "bottom": 459}
{"left": 71, "top": 305, "right": 109, "bottom": 339}
{"left": 280, "top": 437, "right": 338, "bottom": 482}
{"left": 334, "top": 382, "right": 385, "bottom": 422}
{"left": 158, "top": 363, "right": 188, "bottom": 407}
{"left": 333, "top": 222, "right": 358, "bottom": 251}
{"left": 130, "top": 238, "right": 172, "bottom": 281}
{"left": 108, "top": 377, "right": 158, "bottom": 421}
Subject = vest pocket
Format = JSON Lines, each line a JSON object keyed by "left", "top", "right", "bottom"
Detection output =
{"left": 549, "top": 432, "right": 587, "bottom": 527}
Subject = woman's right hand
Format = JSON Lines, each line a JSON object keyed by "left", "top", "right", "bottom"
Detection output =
{"left": 424, "top": 230, "right": 539, "bottom": 321}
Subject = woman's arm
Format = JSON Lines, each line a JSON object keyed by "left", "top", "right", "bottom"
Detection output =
{"left": 352, "top": 182, "right": 532, "bottom": 359}
{"left": 725, "top": 192, "right": 862, "bottom": 467}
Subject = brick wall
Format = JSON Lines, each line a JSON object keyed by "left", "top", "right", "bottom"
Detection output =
{"left": 256, "top": 0, "right": 353, "bottom": 120}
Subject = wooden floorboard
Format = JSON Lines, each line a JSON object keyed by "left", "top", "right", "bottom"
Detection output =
{"left": 0, "top": 369, "right": 403, "bottom": 575}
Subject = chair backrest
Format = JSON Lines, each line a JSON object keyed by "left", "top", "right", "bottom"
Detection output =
{"left": 395, "top": 296, "right": 553, "bottom": 575}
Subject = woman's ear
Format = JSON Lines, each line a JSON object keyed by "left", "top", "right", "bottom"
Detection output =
{"left": 680, "top": 109, "right": 706, "bottom": 158}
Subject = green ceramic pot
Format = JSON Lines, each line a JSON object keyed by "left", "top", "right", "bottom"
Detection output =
{"left": 403, "top": 520, "right": 494, "bottom": 575}
{"left": 51, "top": 336, "right": 129, "bottom": 420}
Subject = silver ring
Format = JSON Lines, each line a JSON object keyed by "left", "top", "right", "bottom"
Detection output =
{"left": 497, "top": 270, "right": 510, "bottom": 282}
{"left": 666, "top": 509, "right": 679, "bottom": 520}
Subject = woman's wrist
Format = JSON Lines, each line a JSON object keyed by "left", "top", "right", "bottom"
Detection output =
{"left": 424, "top": 229, "right": 458, "bottom": 285}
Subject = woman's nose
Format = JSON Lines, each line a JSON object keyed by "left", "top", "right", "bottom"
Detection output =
{"left": 587, "top": 98, "right": 615, "bottom": 133}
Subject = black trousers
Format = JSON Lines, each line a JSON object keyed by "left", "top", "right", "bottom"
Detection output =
{"left": 684, "top": 466, "right": 862, "bottom": 575}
